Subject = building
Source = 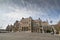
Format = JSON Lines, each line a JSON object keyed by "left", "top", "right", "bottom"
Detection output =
{"left": 53, "top": 21, "right": 60, "bottom": 34}
{"left": 6, "top": 17, "right": 49, "bottom": 33}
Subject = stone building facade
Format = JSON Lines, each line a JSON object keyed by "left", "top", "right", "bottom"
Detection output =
{"left": 6, "top": 17, "right": 49, "bottom": 33}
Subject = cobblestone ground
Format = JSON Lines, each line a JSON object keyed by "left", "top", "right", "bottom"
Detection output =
{"left": 0, "top": 32, "right": 60, "bottom": 40}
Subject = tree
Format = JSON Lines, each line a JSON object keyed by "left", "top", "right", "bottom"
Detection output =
{"left": 6, "top": 25, "right": 13, "bottom": 32}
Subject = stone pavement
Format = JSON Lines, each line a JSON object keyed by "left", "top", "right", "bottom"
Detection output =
{"left": 0, "top": 32, "right": 60, "bottom": 40}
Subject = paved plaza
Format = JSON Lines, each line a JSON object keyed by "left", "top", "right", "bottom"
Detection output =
{"left": 0, "top": 32, "right": 60, "bottom": 40}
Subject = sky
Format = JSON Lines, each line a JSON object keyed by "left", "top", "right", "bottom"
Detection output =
{"left": 0, "top": 0, "right": 60, "bottom": 29}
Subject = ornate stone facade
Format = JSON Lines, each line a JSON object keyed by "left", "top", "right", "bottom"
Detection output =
{"left": 6, "top": 17, "right": 49, "bottom": 33}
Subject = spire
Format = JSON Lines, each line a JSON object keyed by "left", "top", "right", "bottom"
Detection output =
{"left": 16, "top": 20, "right": 19, "bottom": 23}
{"left": 29, "top": 16, "right": 32, "bottom": 18}
{"left": 22, "top": 17, "right": 24, "bottom": 19}
{"left": 39, "top": 18, "right": 40, "bottom": 20}
{"left": 38, "top": 18, "right": 41, "bottom": 21}
{"left": 50, "top": 20, "right": 53, "bottom": 24}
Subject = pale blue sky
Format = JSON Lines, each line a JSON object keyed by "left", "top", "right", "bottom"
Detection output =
{"left": 0, "top": 0, "right": 60, "bottom": 29}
